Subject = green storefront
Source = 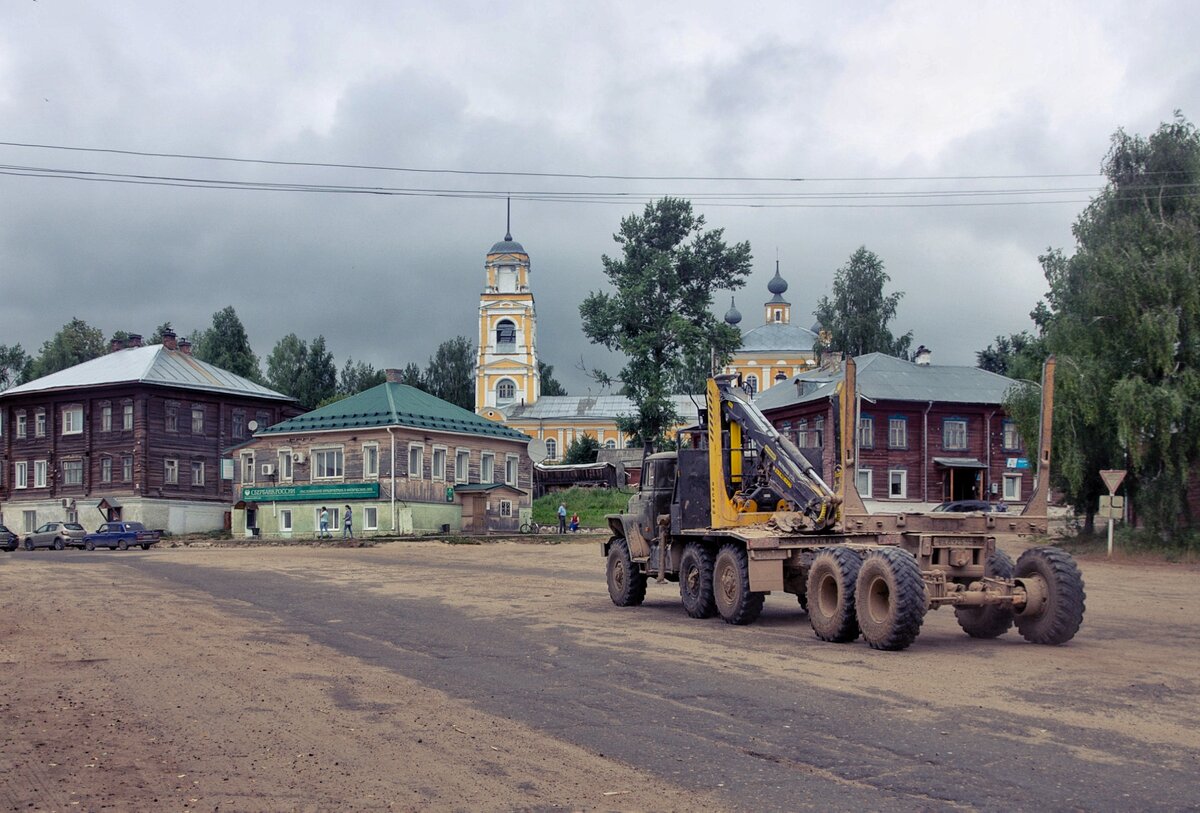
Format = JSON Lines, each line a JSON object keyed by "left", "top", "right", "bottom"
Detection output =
{"left": 234, "top": 482, "right": 443, "bottom": 539}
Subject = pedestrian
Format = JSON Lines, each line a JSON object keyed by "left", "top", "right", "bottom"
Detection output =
{"left": 557, "top": 502, "right": 567, "bottom": 534}
{"left": 569, "top": 512, "right": 580, "bottom": 533}
{"left": 343, "top": 504, "right": 353, "bottom": 539}
{"left": 319, "top": 506, "right": 329, "bottom": 538}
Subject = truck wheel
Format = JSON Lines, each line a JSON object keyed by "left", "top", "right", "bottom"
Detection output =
{"left": 606, "top": 537, "right": 646, "bottom": 607}
{"left": 807, "top": 547, "right": 861, "bottom": 643}
{"left": 954, "top": 550, "right": 1015, "bottom": 638}
{"left": 679, "top": 542, "right": 716, "bottom": 618}
{"left": 1014, "top": 546, "right": 1085, "bottom": 645}
{"left": 713, "top": 543, "right": 764, "bottom": 625}
{"left": 53, "top": 538, "right": 64, "bottom": 550}
{"left": 117, "top": 539, "right": 128, "bottom": 551}
{"left": 855, "top": 547, "right": 927, "bottom": 651}
{"left": 85, "top": 540, "right": 95, "bottom": 551}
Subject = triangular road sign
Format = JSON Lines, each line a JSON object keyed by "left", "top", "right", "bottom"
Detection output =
{"left": 1100, "top": 469, "right": 1126, "bottom": 494}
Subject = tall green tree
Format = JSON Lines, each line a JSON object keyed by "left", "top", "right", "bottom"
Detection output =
{"left": 580, "top": 197, "right": 751, "bottom": 450}
{"left": 0, "top": 343, "right": 32, "bottom": 388}
{"left": 299, "top": 335, "right": 338, "bottom": 409}
{"left": 149, "top": 322, "right": 175, "bottom": 344}
{"left": 1037, "top": 114, "right": 1200, "bottom": 538}
{"left": 193, "top": 306, "right": 261, "bottom": 381}
{"left": 539, "top": 361, "right": 567, "bottom": 396}
{"left": 814, "top": 247, "right": 913, "bottom": 358}
{"left": 266, "top": 333, "right": 309, "bottom": 401}
{"left": 424, "top": 336, "right": 475, "bottom": 410}
{"left": 563, "top": 433, "right": 600, "bottom": 464}
{"left": 976, "top": 328, "right": 1048, "bottom": 382}
{"left": 27, "top": 317, "right": 106, "bottom": 380}
{"left": 399, "top": 362, "right": 425, "bottom": 389}
{"left": 340, "top": 357, "right": 386, "bottom": 395}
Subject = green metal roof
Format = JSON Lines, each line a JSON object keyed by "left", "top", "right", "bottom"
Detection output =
{"left": 258, "top": 382, "right": 530, "bottom": 442}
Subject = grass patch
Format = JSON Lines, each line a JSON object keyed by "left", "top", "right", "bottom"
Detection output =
{"left": 532, "top": 486, "right": 636, "bottom": 529}
{"left": 1057, "top": 526, "right": 1200, "bottom": 564}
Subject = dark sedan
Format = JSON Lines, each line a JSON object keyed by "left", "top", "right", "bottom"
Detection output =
{"left": 0, "top": 524, "right": 18, "bottom": 552}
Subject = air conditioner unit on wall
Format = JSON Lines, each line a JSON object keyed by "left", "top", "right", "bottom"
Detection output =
{"left": 261, "top": 463, "right": 276, "bottom": 476}
{"left": 292, "top": 452, "right": 306, "bottom": 464}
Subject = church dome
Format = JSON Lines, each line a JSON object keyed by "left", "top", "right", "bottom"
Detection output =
{"left": 768, "top": 265, "right": 789, "bottom": 295}
{"left": 724, "top": 297, "right": 742, "bottom": 325}
{"left": 489, "top": 231, "right": 526, "bottom": 255}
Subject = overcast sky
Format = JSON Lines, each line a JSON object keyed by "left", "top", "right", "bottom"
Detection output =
{"left": 3, "top": 1, "right": 1198, "bottom": 394}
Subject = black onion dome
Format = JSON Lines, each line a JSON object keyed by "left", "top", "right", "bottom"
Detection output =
{"left": 724, "top": 297, "right": 742, "bottom": 325}
{"left": 768, "top": 266, "right": 789, "bottom": 295}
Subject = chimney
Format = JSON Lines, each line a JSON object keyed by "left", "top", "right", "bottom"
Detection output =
{"left": 128, "top": 333, "right": 144, "bottom": 348}
{"left": 161, "top": 329, "right": 178, "bottom": 351}
{"left": 178, "top": 338, "right": 192, "bottom": 355}
{"left": 914, "top": 345, "right": 932, "bottom": 366}
{"left": 385, "top": 368, "right": 403, "bottom": 383}
{"left": 110, "top": 337, "right": 125, "bottom": 353}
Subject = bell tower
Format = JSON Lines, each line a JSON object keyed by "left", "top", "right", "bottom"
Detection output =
{"left": 476, "top": 205, "right": 539, "bottom": 416}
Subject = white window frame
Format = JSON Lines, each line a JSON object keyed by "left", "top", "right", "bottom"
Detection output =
{"left": 1002, "top": 420, "right": 1021, "bottom": 451}
{"left": 192, "top": 460, "right": 205, "bottom": 486}
{"left": 22, "top": 510, "right": 37, "bottom": 533}
{"left": 1003, "top": 473, "right": 1022, "bottom": 501}
{"left": 363, "top": 506, "right": 378, "bottom": 530}
{"left": 888, "top": 418, "right": 907, "bottom": 449}
{"left": 499, "top": 499, "right": 513, "bottom": 518}
{"left": 165, "top": 402, "right": 178, "bottom": 433}
{"left": 312, "top": 447, "right": 344, "bottom": 481}
{"left": 604, "top": 439, "right": 616, "bottom": 449}
{"left": 192, "top": 405, "right": 204, "bottom": 434}
{"left": 279, "top": 509, "right": 293, "bottom": 532}
{"left": 16, "top": 410, "right": 26, "bottom": 439}
{"left": 505, "top": 454, "right": 519, "bottom": 487}
{"left": 888, "top": 469, "right": 907, "bottom": 499}
{"left": 34, "top": 460, "right": 47, "bottom": 488}
{"left": 496, "top": 379, "right": 516, "bottom": 403}
{"left": 164, "top": 458, "right": 179, "bottom": 485}
{"left": 858, "top": 416, "right": 874, "bottom": 449}
{"left": 943, "top": 419, "right": 968, "bottom": 450}
{"left": 63, "top": 459, "right": 83, "bottom": 486}
{"left": 101, "top": 404, "right": 112, "bottom": 432}
{"left": 100, "top": 456, "right": 112, "bottom": 483}
{"left": 544, "top": 438, "right": 557, "bottom": 461}
{"left": 363, "top": 443, "right": 380, "bottom": 479}
{"left": 122, "top": 403, "right": 134, "bottom": 430}
{"left": 15, "top": 461, "right": 27, "bottom": 489}
{"left": 315, "top": 506, "right": 340, "bottom": 529}
{"left": 35, "top": 409, "right": 46, "bottom": 438}
{"left": 856, "top": 468, "right": 872, "bottom": 498}
{"left": 408, "top": 443, "right": 424, "bottom": 480}
{"left": 278, "top": 448, "right": 293, "bottom": 482}
{"left": 240, "top": 452, "right": 255, "bottom": 484}
{"left": 480, "top": 452, "right": 496, "bottom": 484}
{"left": 62, "top": 405, "right": 84, "bottom": 435}
{"left": 744, "top": 375, "right": 758, "bottom": 395}
{"left": 432, "top": 446, "right": 447, "bottom": 481}
{"left": 122, "top": 455, "right": 133, "bottom": 482}
{"left": 455, "top": 448, "right": 470, "bottom": 483}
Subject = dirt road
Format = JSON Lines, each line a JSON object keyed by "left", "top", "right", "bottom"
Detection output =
{"left": 2, "top": 538, "right": 1198, "bottom": 811}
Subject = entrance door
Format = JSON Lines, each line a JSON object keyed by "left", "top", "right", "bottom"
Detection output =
{"left": 944, "top": 467, "right": 982, "bottom": 501}
{"left": 461, "top": 495, "right": 481, "bottom": 534}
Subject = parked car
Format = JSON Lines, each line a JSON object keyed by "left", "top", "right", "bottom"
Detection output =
{"left": 931, "top": 499, "right": 1008, "bottom": 513}
{"left": 0, "top": 524, "right": 18, "bottom": 552}
{"left": 82, "top": 521, "right": 161, "bottom": 551}
{"left": 23, "top": 522, "right": 87, "bottom": 550}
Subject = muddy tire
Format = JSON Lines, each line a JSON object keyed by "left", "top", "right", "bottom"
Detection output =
{"left": 855, "top": 547, "right": 927, "bottom": 651}
{"left": 85, "top": 540, "right": 95, "bottom": 551}
{"left": 679, "top": 542, "right": 716, "bottom": 619}
{"left": 1014, "top": 546, "right": 1085, "bottom": 645}
{"left": 954, "top": 550, "right": 1016, "bottom": 638}
{"left": 806, "top": 547, "right": 862, "bottom": 643}
{"left": 713, "top": 543, "right": 764, "bottom": 625}
{"left": 606, "top": 537, "right": 646, "bottom": 607}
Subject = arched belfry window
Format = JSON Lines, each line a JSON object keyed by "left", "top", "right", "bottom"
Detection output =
{"left": 744, "top": 375, "right": 758, "bottom": 395}
{"left": 497, "top": 379, "right": 516, "bottom": 403}
{"left": 495, "top": 319, "right": 517, "bottom": 350}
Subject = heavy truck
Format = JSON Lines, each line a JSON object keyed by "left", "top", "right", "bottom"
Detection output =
{"left": 602, "top": 357, "right": 1084, "bottom": 651}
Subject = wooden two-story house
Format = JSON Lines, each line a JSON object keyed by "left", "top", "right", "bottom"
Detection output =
{"left": 0, "top": 333, "right": 297, "bottom": 535}
{"left": 754, "top": 352, "right": 1034, "bottom": 511}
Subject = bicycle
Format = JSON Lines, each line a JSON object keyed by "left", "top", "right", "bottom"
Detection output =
{"left": 519, "top": 521, "right": 542, "bottom": 534}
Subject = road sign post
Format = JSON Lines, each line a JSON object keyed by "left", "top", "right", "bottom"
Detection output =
{"left": 1099, "top": 469, "right": 1127, "bottom": 557}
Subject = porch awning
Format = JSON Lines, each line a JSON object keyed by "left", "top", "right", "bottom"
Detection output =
{"left": 933, "top": 457, "right": 986, "bottom": 468}
{"left": 96, "top": 497, "right": 122, "bottom": 511}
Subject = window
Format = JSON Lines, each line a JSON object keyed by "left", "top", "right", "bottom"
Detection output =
{"left": 278, "top": 449, "right": 294, "bottom": 482}
{"left": 505, "top": 455, "right": 519, "bottom": 487}
{"left": 16, "top": 410, "right": 26, "bottom": 438}
{"left": 63, "top": 460, "right": 83, "bottom": 486}
{"left": 455, "top": 449, "right": 470, "bottom": 483}
{"left": 165, "top": 403, "right": 178, "bottom": 432}
{"left": 813, "top": 416, "right": 825, "bottom": 447}
{"left": 279, "top": 509, "right": 293, "bottom": 532}
{"left": 123, "top": 403, "right": 134, "bottom": 430}
{"left": 1003, "top": 474, "right": 1022, "bottom": 501}
{"left": 888, "top": 469, "right": 907, "bottom": 499}
{"left": 943, "top": 419, "right": 968, "bottom": 450}
{"left": 363, "top": 444, "right": 379, "bottom": 479}
{"left": 101, "top": 404, "right": 112, "bottom": 432}
{"left": 122, "top": 455, "right": 133, "bottom": 482}
{"left": 796, "top": 419, "right": 808, "bottom": 447}
{"left": 773, "top": 308, "right": 782, "bottom": 322}
{"left": 604, "top": 439, "right": 616, "bottom": 449}
{"left": 545, "top": 438, "right": 557, "bottom": 460}
{"left": 1002, "top": 420, "right": 1021, "bottom": 451}
{"left": 363, "top": 506, "right": 378, "bottom": 530}
{"left": 62, "top": 406, "right": 84, "bottom": 435}
{"left": 496, "top": 379, "right": 516, "bottom": 403}
{"left": 856, "top": 468, "right": 873, "bottom": 497}
{"left": 495, "top": 319, "right": 517, "bottom": 348}
{"left": 313, "top": 448, "right": 343, "bottom": 480}
{"left": 744, "top": 375, "right": 758, "bottom": 395}
{"left": 164, "top": 458, "right": 179, "bottom": 485}
{"left": 315, "top": 506, "right": 340, "bottom": 529}
{"left": 888, "top": 417, "right": 908, "bottom": 449}
{"left": 35, "top": 409, "right": 46, "bottom": 437}
{"left": 192, "top": 405, "right": 204, "bottom": 434}
{"left": 66, "top": 509, "right": 78, "bottom": 524}
{"left": 22, "top": 510, "right": 37, "bottom": 534}
{"left": 408, "top": 444, "right": 424, "bottom": 479}
{"left": 240, "top": 452, "right": 255, "bottom": 484}
{"left": 499, "top": 500, "right": 513, "bottom": 518}
{"left": 858, "top": 416, "right": 874, "bottom": 449}
{"left": 432, "top": 447, "right": 447, "bottom": 481}
{"left": 101, "top": 457, "right": 112, "bottom": 483}
{"left": 192, "top": 460, "right": 205, "bottom": 486}
{"left": 15, "top": 461, "right": 27, "bottom": 489}
{"left": 232, "top": 410, "right": 246, "bottom": 439}
{"left": 481, "top": 452, "right": 495, "bottom": 483}
{"left": 34, "top": 460, "right": 47, "bottom": 488}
